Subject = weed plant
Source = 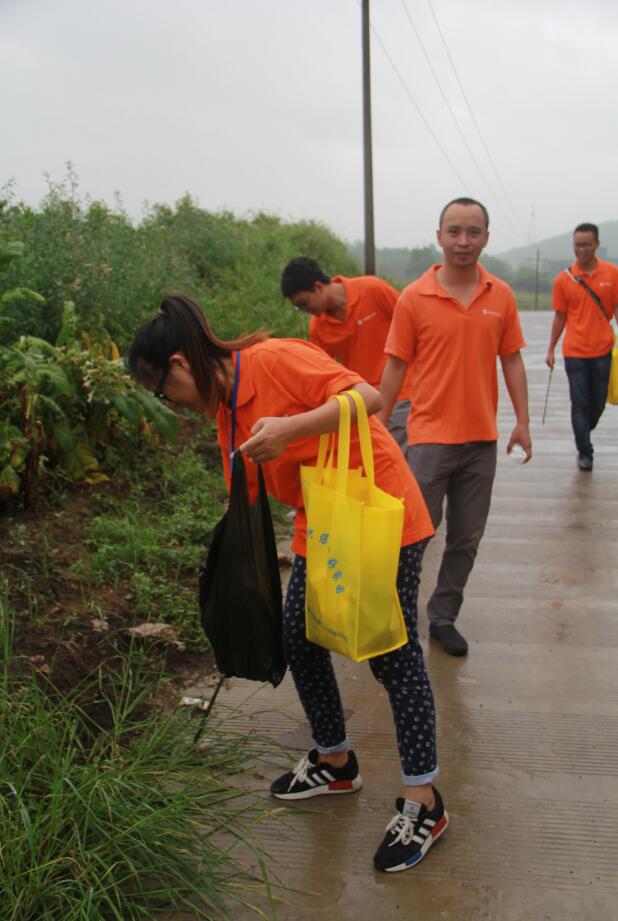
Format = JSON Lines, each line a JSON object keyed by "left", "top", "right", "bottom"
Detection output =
{"left": 0, "top": 601, "right": 281, "bottom": 920}
{"left": 72, "top": 423, "right": 229, "bottom": 648}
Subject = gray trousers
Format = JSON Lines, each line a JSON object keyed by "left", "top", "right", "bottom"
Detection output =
{"left": 407, "top": 441, "right": 497, "bottom": 626}
{"left": 387, "top": 399, "right": 410, "bottom": 454}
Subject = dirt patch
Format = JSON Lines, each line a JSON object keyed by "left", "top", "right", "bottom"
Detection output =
{"left": 1, "top": 415, "right": 291, "bottom": 719}
{"left": 1, "top": 479, "right": 218, "bottom": 712}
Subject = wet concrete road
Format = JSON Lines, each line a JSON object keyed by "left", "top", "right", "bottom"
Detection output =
{"left": 186, "top": 312, "right": 618, "bottom": 920}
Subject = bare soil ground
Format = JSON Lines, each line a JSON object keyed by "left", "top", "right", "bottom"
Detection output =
{"left": 0, "top": 480, "right": 218, "bottom": 727}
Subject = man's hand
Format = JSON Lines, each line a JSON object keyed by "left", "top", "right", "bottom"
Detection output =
{"left": 378, "top": 355, "right": 408, "bottom": 426}
{"left": 545, "top": 348, "right": 555, "bottom": 370}
{"left": 238, "top": 416, "right": 292, "bottom": 463}
{"left": 507, "top": 422, "right": 532, "bottom": 462}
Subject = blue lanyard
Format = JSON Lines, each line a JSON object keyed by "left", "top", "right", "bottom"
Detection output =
{"left": 228, "top": 350, "right": 241, "bottom": 463}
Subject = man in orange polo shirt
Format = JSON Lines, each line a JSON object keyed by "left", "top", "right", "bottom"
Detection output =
{"left": 546, "top": 223, "right": 618, "bottom": 471}
{"left": 378, "top": 197, "right": 532, "bottom": 656}
{"left": 281, "top": 257, "right": 412, "bottom": 451}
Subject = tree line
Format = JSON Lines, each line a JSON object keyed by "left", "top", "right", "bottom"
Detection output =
{"left": 349, "top": 241, "right": 554, "bottom": 294}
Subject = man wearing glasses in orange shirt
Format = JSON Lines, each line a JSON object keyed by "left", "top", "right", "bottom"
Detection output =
{"left": 546, "top": 223, "right": 618, "bottom": 471}
{"left": 281, "top": 257, "right": 412, "bottom": 452}
{"left": 378, "top": 198, "right": 531, "bottom": 657}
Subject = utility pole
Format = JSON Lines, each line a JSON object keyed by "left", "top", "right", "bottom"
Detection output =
{"left": 526, "top": 247, "right": 551, "bottom": 310}
{"left": 362, "top": 0, "right": 375, "bottom": 275}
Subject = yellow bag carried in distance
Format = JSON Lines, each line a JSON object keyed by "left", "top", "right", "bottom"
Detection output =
{"left": 607, "top": 344, "right": 618, "bottom": 405}
{"left": 301, "top": 390, "right": 406, "bottom": 662}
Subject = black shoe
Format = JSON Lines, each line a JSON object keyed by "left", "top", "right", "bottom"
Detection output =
{"left": 270, "top": 748, "right": 362, "bottom": 800}
{"left": 578, "top": 454, "right": 593, "bottom": 471}
{"left": 373, "top": 788, "right": 449, "bottom": 872}
{"left": 429, "top": 623, "right": 468, "bottom": 656}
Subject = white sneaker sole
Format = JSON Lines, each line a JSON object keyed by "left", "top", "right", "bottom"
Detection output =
{"left": 271, "top": 775, "right": 363, "bottom": 801}
{"left": 380, "top": 810, "right": 449, "bottom": 872}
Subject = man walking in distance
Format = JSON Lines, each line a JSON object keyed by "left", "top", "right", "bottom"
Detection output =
{"left": 281, "top": 257, "right": 412, "bottom": 451}
{"left": 378, "top": 197, "right": 532, "bottom": 656}
{"left": 546, "top": 223, "right": 618, "bottom": 471}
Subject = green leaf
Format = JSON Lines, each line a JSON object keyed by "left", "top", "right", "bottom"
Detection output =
{"left": 33, "top": 365, "right": 73, "bottom": 398}
{"left": 82, "top": 470, "right": 110, "bottom": 484}
{"left": 85, "top": 402, "right": 109, "bottom": 442}
{"left": 0, "top": 287, "right": 46, "bottom": 306}
{"left": 0, "top": 464, "right": 20, "bottom": 494}
{"left": 51, "top": 420, "right": 76, "bottom": 452}
{"left": 0, "top": 240, "right": 24, "bottom": 271}
{"left": 62, "top": 441, "right": 100, "bottom": 481}
{"left": 18, "top": 336, "right": 58, "bottom": 356}
{"left": 0, "top": 316, "right": 16, "bottom": 335}
{"left": 36, "top": 393, "right": 67, "bottom": 419}
{"left": 110, "top": 393, "right": 142, "bottom": 426}
{"left": 55, "top": 300, "right": 78, "bottom": 347}
{"left": 130, "top": 389, "right": 178, "bottom": 442}
{"left": 0, "top": 422, "right": 26, "bottom": 444}
{"left": 0, "top": 424, "right": 28, "bottom": 466}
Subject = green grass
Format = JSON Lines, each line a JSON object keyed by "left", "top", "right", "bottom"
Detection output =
{"left": 0, "top": 600, "right": 282, "bottom": 920}
{"left": 65, "top": 422, "right": 229, "bottom": 649}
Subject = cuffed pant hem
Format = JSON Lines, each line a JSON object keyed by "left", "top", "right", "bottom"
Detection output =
{"left": 402, "top": 767, "right": 439, "bottom": 786}
{"left": 315, "top": 738, "right": 350, "bottom": 755}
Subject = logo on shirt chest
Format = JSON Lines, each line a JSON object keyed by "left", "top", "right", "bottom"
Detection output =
{"left": 481, "top": 307, "right": 501, "bottom": 318}
{"left": 357, "top": 312, "right": 376, "bottom": 326}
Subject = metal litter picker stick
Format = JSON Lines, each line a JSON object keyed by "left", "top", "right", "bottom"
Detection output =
{"left": 542, "top": 366, "right": 553, "bottom": 426}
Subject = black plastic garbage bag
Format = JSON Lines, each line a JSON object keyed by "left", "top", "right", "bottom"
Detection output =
{"left": 199, "top": 450, "right": 286, "bottom": 687}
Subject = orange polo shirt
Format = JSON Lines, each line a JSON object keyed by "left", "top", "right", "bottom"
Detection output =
{"left": 309, "top": 275, "right": 412, "bottom": 401}
{"left": 216, "top": 339, "right": 434, "bottom": 556}
{"left": 385, "top": 264, "right": 525, "bottom": 446}
{"left": 552, "top": 259, "right": 618, "bottom": 358}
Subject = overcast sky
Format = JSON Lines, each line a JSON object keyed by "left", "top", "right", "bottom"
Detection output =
{"left": 2, "top": 0, "right": 618, "bottom": 254}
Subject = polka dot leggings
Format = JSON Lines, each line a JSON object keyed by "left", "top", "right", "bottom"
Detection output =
{"left": 283, "top": 543, "right": 438, "bottom": 785}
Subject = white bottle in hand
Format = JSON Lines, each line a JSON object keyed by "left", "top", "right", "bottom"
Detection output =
{"left": 509, "top": 444, "right": 527, "bottom": 464}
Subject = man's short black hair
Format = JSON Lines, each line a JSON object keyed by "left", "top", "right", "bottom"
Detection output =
{"left": 281, "top": 257, "right": 331, "bottom": 298}
{"left": 574, "top": 222, "right": 599, "bottom": 240}
{"left": 439, "top": 197, "right": 490, "bottom": 230}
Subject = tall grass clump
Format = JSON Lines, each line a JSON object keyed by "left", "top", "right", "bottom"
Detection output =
{"left": 0, "top": 601, "right": 279, "bottom": 920}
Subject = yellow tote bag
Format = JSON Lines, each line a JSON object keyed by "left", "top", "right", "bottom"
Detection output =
{"left": 301, "top": 390, "right": 407, "bottom": 662}
{"left": 607, "top": 344, "right": 618, "bottom": 405}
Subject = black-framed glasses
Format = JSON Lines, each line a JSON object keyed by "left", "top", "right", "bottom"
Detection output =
{"left": 153, "top": 367, "right": 171, "bottom": 402}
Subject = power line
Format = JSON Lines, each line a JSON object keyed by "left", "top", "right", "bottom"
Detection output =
{"left": 425, "top": 0, "right": 529, "bottom": 240}
{"left": 368, "top": 23, "right": 468, "bottom": 189}
{"left": 368, "top": 19, "right": 510, "bottom": 247}
{"left": 399, "top": 0, "right": 526, "bottom": 243}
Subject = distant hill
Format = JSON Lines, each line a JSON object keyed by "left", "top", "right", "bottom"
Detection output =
{"left": 496, "top": 220, "right": 618, "bottom": 271}
{"left": 348, "top": 221, "right": 618, "bottom": 292}
{"left": 348, "top": 240, "right": 438, "bottom": 284}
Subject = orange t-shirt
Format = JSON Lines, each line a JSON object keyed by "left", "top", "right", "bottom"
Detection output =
{"left": 309, "top": 275, "right": 412, "bottom": 401}
{"left": 216, "top": 339, "right": 434, "bottom": 556}
{"left": 385, "top": 264, "right": 525, "bottom": 446}
{"left": 552, "top": 259, "right": 618, "bottom": 358}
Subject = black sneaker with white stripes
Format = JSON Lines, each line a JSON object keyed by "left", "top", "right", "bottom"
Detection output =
{"left": 270, "top": 748, "right": 362, "bottom": 800}
{"left": 373, "top": 788, "right": 448, "bottom": 872}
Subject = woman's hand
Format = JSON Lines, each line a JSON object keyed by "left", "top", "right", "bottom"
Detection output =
{"left": 239, "top": 416, "right": 293, "bottom": 463}
{"left": 238, "top": 384, "right": 382, "bottom": 463}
